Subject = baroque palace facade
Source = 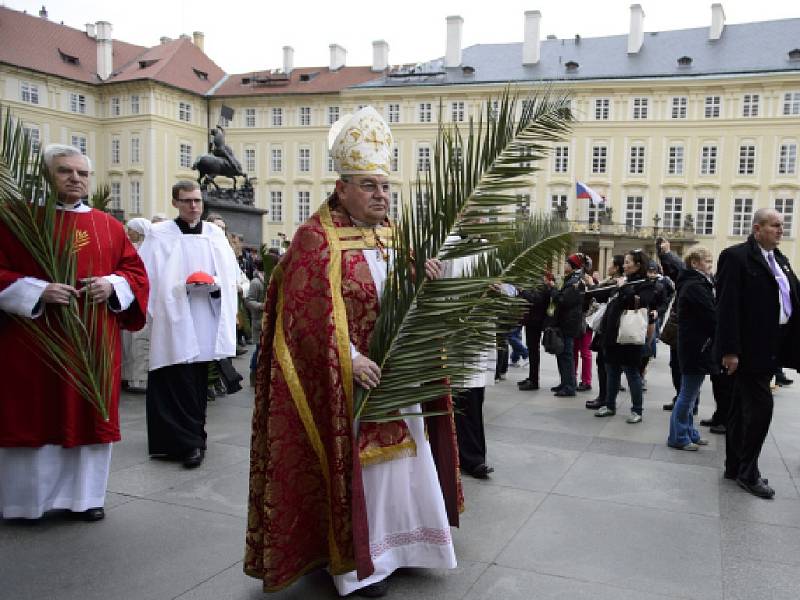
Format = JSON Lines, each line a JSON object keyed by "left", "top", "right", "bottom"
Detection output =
{"left": 2, "top": 4, "right": 799, "bottom": 271}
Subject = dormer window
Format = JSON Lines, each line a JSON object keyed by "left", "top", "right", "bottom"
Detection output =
{"left": 192, "top": 68, "right": 208, "bottom": 80}
{"left": 139, "top": 59, "right": 159, "bottom": 69}
{"left": 789, "top": 49, "right": 800, "bottom": 61}
{"left": 58, "top": 49, "right": 79, "bottom": 65}
{"left": 565, "top": 60, "right": 579, "bottom": 71}
{"left": 677, "top": 56, "right": 693, "bottom": 67}
{"left": 299, "top": 72, "right": 319, "bottom": 82}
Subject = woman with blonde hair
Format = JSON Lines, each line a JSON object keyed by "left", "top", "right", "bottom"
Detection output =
{"left": 668, "top": 244, "right": 716, "bottom": 450}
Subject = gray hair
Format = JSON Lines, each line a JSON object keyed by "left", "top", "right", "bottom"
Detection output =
{"left": 42, "top": 144, "right": 92, "bottom": 171}
{"left": 751, "top": 207, "right": 781, "bottom": 231}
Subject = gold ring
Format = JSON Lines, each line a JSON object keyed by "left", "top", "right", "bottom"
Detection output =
{"left": 360, "top": 372, "right": 369, "bottom": 382}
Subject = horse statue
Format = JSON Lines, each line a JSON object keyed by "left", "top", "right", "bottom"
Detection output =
{"left": 192, "top": 127, "right": 248, "bottom": 191}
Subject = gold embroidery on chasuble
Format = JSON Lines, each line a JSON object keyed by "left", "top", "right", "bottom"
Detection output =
{"left": 73, "top": 229, "right": 90, "bottom": 252}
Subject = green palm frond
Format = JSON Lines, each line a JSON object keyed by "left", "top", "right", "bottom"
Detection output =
{"left": 90, "top": 183, "right": 112, "bottom": 212}
{"left": 0, "top": 105, "right": 113, "bottom": 419}
{"left": 355, "top": 88, "right": 574, "bottom": 423}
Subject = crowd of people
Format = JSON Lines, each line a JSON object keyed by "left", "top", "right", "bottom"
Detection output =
{"left": 1, "top": 105, "right": 799, "bottom": 599}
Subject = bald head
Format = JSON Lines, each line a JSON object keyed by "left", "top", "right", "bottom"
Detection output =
{"left": 752, "top": 207, "right": 784, "bottom": 251}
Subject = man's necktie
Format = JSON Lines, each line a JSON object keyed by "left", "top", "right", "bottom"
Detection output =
{"left": 768, "top": 252, "right": 793, "bottom": 319}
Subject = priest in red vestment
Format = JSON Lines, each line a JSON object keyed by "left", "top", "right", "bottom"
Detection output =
{"left": 245, "top": 107, "right": 461, "bottom": 597}
{"left": 0, "top": 144, "right": 149, "bottom": 522}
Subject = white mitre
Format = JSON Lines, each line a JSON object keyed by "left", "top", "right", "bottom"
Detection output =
{"left": 328, "top": 106, "right": 393, "bottom": 176}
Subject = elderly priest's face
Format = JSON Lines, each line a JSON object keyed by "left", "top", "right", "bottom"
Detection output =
{"left": 52, "top": 154, "right": 90, "bottom": 203}
{"left": 336, "top": 176, "right": 390, "bottom": 226}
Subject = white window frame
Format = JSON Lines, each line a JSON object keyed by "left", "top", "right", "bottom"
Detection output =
{"left": 594, "top": 98, "right": 610, "bottom": 120}
{"left": 298, "top": 146, "right": 311, "bottom": 172}
{"left": 130, "top": 180, "right": 142, "bottom": 214}
{"left": 130, "top": 95, "right": 140, "bottom": 114}
{"left": 629, "top": 144, "right": 646, "bottom": 175}
{"left": 109, "top": 181, "right": 122, "bottom": 210}
{"left": 110, "top": 97, "right": 120, "bottom": 117}
{"left": 451, "top": 101, "right": 465, "bottom": 122}
{"left": 299, "top": 107, "right": 311, "bottom": 126}
{"left": 775, "top": 197, "right": 795, "bottom": 237}
{"left": 624, "top": 195, "right": 644, "bottom": 228}
{"left": 179, "top": 142, "right": 192, "bottom": 169}
{"left": 269, "top": 190, "right": 283, "bottom": 223}
{"left": 22, "top": 124, "right": 40, "bottom": 154}
{"left": 417, "top": 144, "right": 431, "bottom": 172}
{"left": 244, "top": 147, "right": 256, "bottom": 173}
{"left": 704, "top": 96, "right": 721, "bottom": 119}
{"left": 418, "top": 102, "right": 432, "bottom": 123}
{"left": 296, "top": 190, "right": 311, "bottom": 223}
{"left": 271, "top": 147, "right": 283, "bottom": 172}
{"left": 742, "top": 93, "right": 759, "bottom": 117}
{"left": 328, "top": 106, "right": 340, "bottom": 126}
{"left": 553, "top": 145, "right": 569, "bottom": 174}
{"left": 667, "top": 145, "right": 684, "bottom": 176}
{"left": 70, "top": 134, "right": 87, "bottom": 155}
{"left": 70, "top": 93, "right": 87, "bottom": 114}
{"left": 632, "top": 97, "right": 648, "bottom": 120}
{"left": 696, "top": 197, "right": 715, "bottom": 235}
{"left": 550, "top": 194, "right": 567, "bottom": 217}
{"left": 271, "top": 107, "right": 283, "bottom": 126}
{"left": 178, "top": 102, "right": 192, "bottom": 123}
{"left": 21, "top": 82, "right": 40, "bottom": 105}
{"left": 783, "top": 92, "right": 800, "bottom": 116}
{"left": 111, "top": 137, "right": 120, "bottom": 165}
{"left": 387, "top": 103, "right": 400, "bottom": 123}
{"left": 738, "top": 144, "right": 756, "bottom": 176}
{"left": 663, "top": 196, "right": 683, "bottom": 229}
{"left": 390, "top": 145, "right": 399, "bottom": 172}
{"left": 700, "top": 145, "right": 718, "bottom": 176}
{"left": 591, "top": 145, "right": 607, "bottom": 174}
{"left": 390, "top": 191, "right": 401, "bottom": 221}
{"left": 671, "top": 96, "right": 687, "bottom": 119}
{"left": 130, "top": 136, "right": 141, "bottom": 164}
{"left": 778, "top": 142, "right": 797, "bottom": 176}
{"left": 731, "top": 197, "right": 754, "bottom": 236}
{"left": 245, "top": 108, "right": 256, "bottom": 128}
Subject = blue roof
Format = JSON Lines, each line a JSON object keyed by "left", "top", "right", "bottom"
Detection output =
{"left": 356, "top": 19, "right": 800, "bottom": 88}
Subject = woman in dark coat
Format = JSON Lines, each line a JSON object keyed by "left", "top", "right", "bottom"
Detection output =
{"left": 668, "top": 245, "right": 716, "bottom": 450}
{"left": 593, "top": 249, "right": 659, "bottom": 422}
{"left": 517, "top": 275, "right": 551, "bottom": 390}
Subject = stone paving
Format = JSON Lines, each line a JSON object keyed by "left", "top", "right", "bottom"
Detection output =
{"left": 3, "top": 345, "right": 800, "bottom": 600}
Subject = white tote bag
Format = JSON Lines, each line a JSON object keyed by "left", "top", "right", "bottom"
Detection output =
{"left": 616, "top": 302, "right": 648, "bottom": 345}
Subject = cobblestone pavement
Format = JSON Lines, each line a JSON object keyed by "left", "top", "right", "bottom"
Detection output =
{"left": 3, "top": 345, "right": 800, "bottom": 599}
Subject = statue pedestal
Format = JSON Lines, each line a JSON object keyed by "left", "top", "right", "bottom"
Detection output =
{"left": 202, "top": 189, "right": 267, "bottom": 248}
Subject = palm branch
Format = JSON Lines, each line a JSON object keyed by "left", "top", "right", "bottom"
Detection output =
{"left": 355, "top": 88, "right": 574, "bottom": 423}
{"left": 0, "top": 106, "right": 114, "bottom": 419}
{"left": 89, "top": 183, "right": 112, "bottom": 212}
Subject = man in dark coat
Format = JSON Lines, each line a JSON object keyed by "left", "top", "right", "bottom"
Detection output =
{"left": 715, "top": 208, "right": 800, "bottom": 499}
{"left": 547, "top": 254, "right": 586, "bottom": 397}
{"left": 517, "top": 276, "right": 551, "bottom": 390}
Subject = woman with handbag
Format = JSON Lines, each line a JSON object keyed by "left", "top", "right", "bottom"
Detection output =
{"left": 594, "top": 249, "right": 659, "bottom": 422}
{"left": 667, "top": 245, "right": 716, "bottom": 450}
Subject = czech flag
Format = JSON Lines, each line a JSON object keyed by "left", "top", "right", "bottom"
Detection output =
{"left": 576, "top": 181, "right": 605, "bottom": 207}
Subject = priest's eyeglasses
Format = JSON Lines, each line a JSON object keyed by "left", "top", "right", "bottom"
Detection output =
{"left": 343, "top": 179, "right": 391, "bottom": 195}
{"left": 176, "top": 198, "right": 203, "bottom": 205}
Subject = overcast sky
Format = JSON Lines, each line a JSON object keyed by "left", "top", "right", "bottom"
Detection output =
{"left": 4, "top": 0, "right": 798, "bottom": 73}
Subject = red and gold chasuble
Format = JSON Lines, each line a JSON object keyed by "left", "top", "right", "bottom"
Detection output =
{"left": 246, "top": 200, "right": 461, "bottom": 592}
{"left": 0, "top": 208, "right": 149, "bottom": 447}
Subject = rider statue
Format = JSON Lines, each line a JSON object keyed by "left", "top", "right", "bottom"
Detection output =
{"left": 210, "top": 127, "right": 244, "bottom": 176}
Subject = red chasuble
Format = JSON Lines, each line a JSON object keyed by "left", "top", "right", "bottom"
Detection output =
{"left": 0, "top": 208, "right": 149, "bottom": 448}
{"left": 245, "top": 199, "right": 461, "bottom": 592}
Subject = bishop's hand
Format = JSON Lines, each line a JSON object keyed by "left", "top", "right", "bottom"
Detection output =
{"left": 41, "top": 282, "right": 79, "bottom": 305}
{"left": 353, "top": 355, "right": 381, "bottom": 390}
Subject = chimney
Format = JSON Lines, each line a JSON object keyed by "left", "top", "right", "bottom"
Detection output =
{"left": 179, "top": 33, "right": 191, "bottom": 41}
{"left": 95, "top": 21, "right": 113, "bottom": 80}
{"left": 627, "top": 4, "right": 645, "bottom": 54}
{"left": 85, "top": 23, "right": 96, "bottom": 38}
{"left": 522, "top": 10, "right": 541, "bottom": 65}
{"left": 160, "top": 36, "right": 171, "bottom": 45}
{"left": 192, "top": 31, "right": 205, "bottom": 51}
{"left": 445, "top": 15, "right": 463, "bottom": 68}
{"left": 38, "top": 5, "right": 48, "bottom": 19}
{"left": 283, "top": 46, "right": 294, "bottom": 75}
{"left": 329, "top": 44, "right": 346, "bottom": 71}
{"left": 372, "top": 40, "right": 389, "bottom": 72}
{"left": 709, "top": 3, "right": 725, "bottom": 40}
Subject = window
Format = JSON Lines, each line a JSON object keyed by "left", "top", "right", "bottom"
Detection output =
{"left": 704, "top": 96, "right": 721, "bottom": 119}
{"left": 520, "top": 147, "right": 533, "bottom": 169}
{"left": 109, "top": 182, "right": 121, "bottom": 210}
{"left": 328, "top": 106, "right": 340, "bottom": 125}
{"left": 327, "top": 155, "right": 335, "bottom": 173}
{"left": 775, "top": 197, "right": 795, "bottom": 235}
{"left": 245, "top": 148, "right": 256, "bottom": 173}
{"left": 245, "top": 108, "right": 256, "bottom": 128}
{"left": 298, "top": 146, "right": 311, "bottom": 172}
{"left": 219, "top": 114, "right": 230, "bottom": 128}
{"left": 667, "top": 145, "right": 684, "bottom": 175}
{"left": 387, "top": 103, "right": 400, "bottom": 123}
{"left": 417, "top": 145, "right": 431, "bottom": 172}
{"left": 299, "top": 107, "right": 311, "bottom": 126}
{"left": 390, "top": 146, "right": 399, "bottom": 172}
{"left": 22, "top": 125, "right": 40, "bottom": 154}
{"left": 271, "top": 147, "right": 283, "bottom": 172}
{"left": 629, "top": 144, "right": 645, "bottom": 175}
{"left": 632, "top": 97, "right": 648, "bottom": 120}
{"left": 418, "top": 102, "right": 432, "bottom": 123}
{"left": 296, "top": 191, "right": 310, "bottom": 223}
{"left": 451, "top": 101, "right": 465, "bottom": 122}
{"left": 625, "top": 196, "right": 644, "bottom": 228}
{"left": 553, "top": 145, "right": 569, "bottom": 174}
{"left": 488, "top": 100, "right": 500, "bottom": 120}
{"left": 70, "top": 93, "right": 87, "bottom": 114}
{"left": 130, "top": 180, "right": 142, "bottom": 214}
{"left": 110, "top": 97, "right": 120, "bottom": 117}
{"left": 778, "top": 143, "right": 797, "bottom": 175}
{"left": 21, "top": 82, "right": 40, "bottom": 105}
{"left": 696, "top": 197, "right": 715, "bottom": 235}
{"left": 111, "top": 137, "right": 120, "bottom": 165}
{"left": 700, "top": 145, "right": 718, "bottom": 176}
{"left": 415, "top": 191, "right": 430, "bottom": 219}
{"left": 70, "top": 135, "right": 87, "bottom": 155}
{"left": 783, "top": 92, "right": 800, "bottom": 116}
{"left": 271, "top": 107, "right": 283, "bottom": 126}
{"left": 516, "top": 194, "right": 531, "bottom": 218}
{"left": 591, "top": 145, "right": 608, "bottom": 174}
{"left": 269, "top": 191, "right": 283, "bottom": 222}
{"left": 550, "top": 194, "right": 567, "bottom": 216}
{"left": 390, "top": 191, "right": 401, "bottom": 221}
{"left": 738, "top": 144, "right": 756, "bottom": 175}
{"left": 178, "top": 102, "right": 192, "bottom": 122}
{"left": 732, "top": 197, "right": 753, "bottom": 236}
{"left": 663, "top": 197, "right": 683, "bottom": 229}
{"left": 594, "top": 98, "right": 610, "bottom": 120}
{"left": 130, "top": 137, "right": 141, "bottom": 164}
{"left": 179, "top": 143, "right": 192, "bottom": 168}
{"left": 742, "top": 94, "right": 759, "bottom": 117}
{"left": 671, "top": 96, "right": 687, "bottom": 119}
{"left": 130, "top": 95, "right": 140, "bottom": 114}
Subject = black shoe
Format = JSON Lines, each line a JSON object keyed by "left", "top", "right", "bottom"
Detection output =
{"left": 469, "top": 463, "right": 494, "bottom": 479}
{"left": 725, "top": 472, "right": 769, "bottom": 485}
{"left": 662, "top": 398, "right": 675, "bottom": 411}
{"left": 585, "top": 398, "right": 605, "bottom": 409}
{"left": 776, "top": 376, "right": 793, "bottom": 387}
{"left": 353, "top": 579, "right": 389, "bottom": 597}
{"left": 699, "top": 419, "right": 714, "bottom": 427}
{"left": 576, "top": 383, "right": 592, "bottom": 392}
{"left": 207, "top": 385, "right": 216, "bottom": 402}
{"left": 213, "top": 379, "right": 227, "bottom": 396}
{"left": 518, "top": 381, "right": 539, "bottom": 390}
{"left": 736, "top": 478, "right": 775, "bottom": 499}
{"left": 550, "top": 385, "right": 563, "bottom": 392}
{"left": 517, "top": 378, "right": 530, "bottom": 387}
{"left": 183, "top": 448, "right": 205, "bottom": 469}
{"left": 554, "top": 390, "right": 576, "bottom": 397}
{"left": 78, "top": 507, "right": 105, "bottom": 522}
{"left": 709, "top": 424, "right": 727, "bottom": 435}
{"left": 619, "top": 385, "right": 626, "bottom": 392}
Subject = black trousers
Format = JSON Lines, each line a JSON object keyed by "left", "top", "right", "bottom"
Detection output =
{"left": 525, "top": 325, "right": 543, "bottom": 385}
{"left": 710, "top": 373, "right": 734, "bottom": 426}
{"left": 725, "top": 372, "right": 774, "bottom": 484}
{"left": 454, "top": 387, "right": 486, "bottom": 473}
{"left": 669, "top": 345, "right": 682, "bottom": 396}
{"left": 596, "top": 349, "right": 607, "bottom": 404}
{"left": 146, "top": 362, "right": 209, "bottom": 456}
{"left": 495, "top": 333, "right": 509, "bottom": 379}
